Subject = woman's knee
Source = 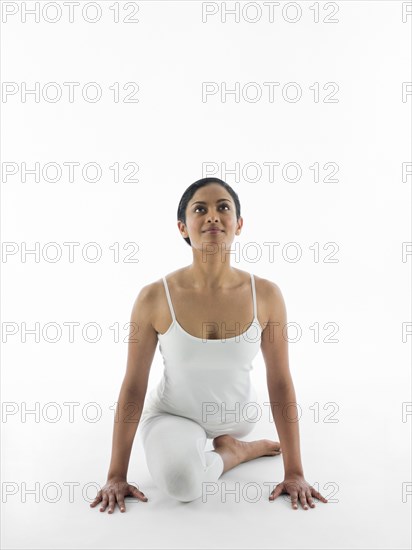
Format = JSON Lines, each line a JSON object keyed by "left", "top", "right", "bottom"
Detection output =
{"left": 162, "top": 462, "right": 203, "bottom": 502}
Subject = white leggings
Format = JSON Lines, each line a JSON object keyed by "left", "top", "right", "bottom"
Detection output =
{"left": 139, "top": 412, "right": 225, "bottom": 502}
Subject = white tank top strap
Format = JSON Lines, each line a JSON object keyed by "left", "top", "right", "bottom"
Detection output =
{"left": 250, "top": 273, "right": 257, "bottom": 320}
{"left": 162, "top": 276, "right": 176, "bottom": 322}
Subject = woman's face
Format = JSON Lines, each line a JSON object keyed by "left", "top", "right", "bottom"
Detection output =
{"left": 178, "top": 183, "right": 243, "bottom": 249}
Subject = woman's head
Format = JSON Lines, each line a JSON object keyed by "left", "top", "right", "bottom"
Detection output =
{"left": 177, "top": 177, "right": 242, "bottom": 248}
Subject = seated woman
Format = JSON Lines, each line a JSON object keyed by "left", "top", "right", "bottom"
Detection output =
{"left": 90, "top": 177, "right": 328, "bottom": 511}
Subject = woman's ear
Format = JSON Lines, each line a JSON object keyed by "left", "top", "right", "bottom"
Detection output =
{"left": 235, "top": 216, "right": 243, "bottom": 235}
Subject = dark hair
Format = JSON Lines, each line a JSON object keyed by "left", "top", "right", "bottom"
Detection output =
{"left": 177, "top": 178, "right": 241, "bottom": 247}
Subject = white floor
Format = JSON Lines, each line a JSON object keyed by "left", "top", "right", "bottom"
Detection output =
{"left": 2, "top": 382, "right": 411, "bottom": 550}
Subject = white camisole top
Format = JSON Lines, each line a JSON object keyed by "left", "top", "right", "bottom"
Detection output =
{"left": 139, "top": 272, "right": 263, "bottom": 439}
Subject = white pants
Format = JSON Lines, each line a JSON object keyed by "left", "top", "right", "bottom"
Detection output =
{"left": 139, "top": 412, "right": 225, "bottom": 503}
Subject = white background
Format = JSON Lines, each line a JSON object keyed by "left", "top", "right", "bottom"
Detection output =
{"left": 1, "top": 0, "right": 411, "bottom": 548}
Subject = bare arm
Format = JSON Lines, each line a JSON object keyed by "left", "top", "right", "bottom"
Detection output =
{"left": 260, "top": 281, "right": 304, "bottom": 477}
{"left": 106, "top": 284, "right": 159, "bottom": 480}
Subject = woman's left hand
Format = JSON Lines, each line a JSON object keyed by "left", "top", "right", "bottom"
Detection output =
{"left": 269, "top": 474, "right": 328, "bottom": 510}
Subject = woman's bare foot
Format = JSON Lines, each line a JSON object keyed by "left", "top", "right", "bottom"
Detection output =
{"left": 212, "top": 434, "right": 282, "bottom": 473}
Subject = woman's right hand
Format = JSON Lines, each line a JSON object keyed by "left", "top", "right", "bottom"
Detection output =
{"left": 89, "top": 477, "right": 148, "bottom": 513}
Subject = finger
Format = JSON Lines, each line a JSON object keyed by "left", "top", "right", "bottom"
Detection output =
{"left": 290, "top": 492, "right": 299, "bottom": 510}
{"left": 100, "top": 495, "right": 108, "bottom": 512}
{"left": 299, "top": 490, "right": 308, "bottom": 510}
{"left": 310, "top": 487, "right": 328, "bottom": 503}
{"left": 117, "top": 494, "right": 126, "bottom": 513}
{"left": 90, "top": 491, "right": 102, "bottom": 507}
{"left": 306, "top": 489, "right": 316, "bottom": 508}
{"left": 306, "top": 490, "right": 315, "bottom": 508}
{"left": 130, "top": 486, "right": 148, "bottom": 501}
{"left": 269, "top": 483, "right": 283, "bottom": 501}
{"left": 108, "top": 493, "right": 116, "bottom": 514}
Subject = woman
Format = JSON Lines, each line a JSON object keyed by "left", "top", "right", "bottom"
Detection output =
{"left": 90, "top": 177, "right": 328, "bottom": 512}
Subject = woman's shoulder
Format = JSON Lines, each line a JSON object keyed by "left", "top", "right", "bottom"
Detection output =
{"left": 240, "top": 270, "right": 282, "bottom": 293}
{"left": 248, "top": 272, "right": 285, "bottom": 313}
{"left": 137, "top": 268, "right": 183, "bottom": 300}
